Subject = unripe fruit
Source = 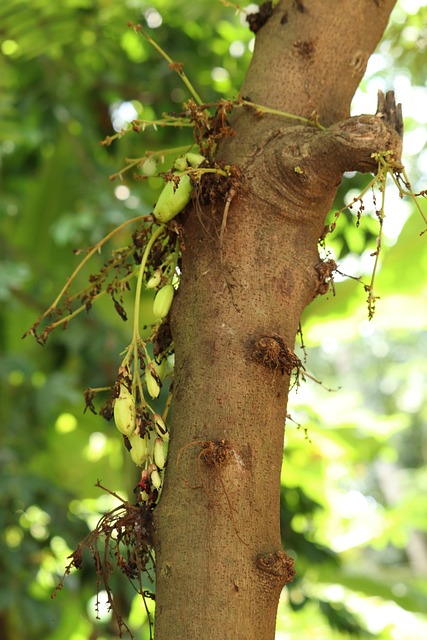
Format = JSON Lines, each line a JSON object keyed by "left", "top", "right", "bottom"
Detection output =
{"left": 152, "top": 358, "right": 167, "bottom": 381}
{"left": 152, "top": 284, "right": 174, "bottom": 319}
{"left": 148, "top": 463, "right": 162, "bottom": 490}
{"left": 153, "top": 413, "right": 167, "bottom": 436}
{"left": 146, "top": 269, "right": 162, "bottom": 289}
{"left": 153, "top": 153, "right": 204, "bottom": 222}
{"left": 153, "top": 173, "right": 192, "bottom": 222}
{"left": 153, "top": 437, "right": 167, "bottom": 469}
{"left": 114, "top": 385, "right": 136, "bottom": 436}
{"left": 173, "top": 152, "right": 204, "bottom": 171}
{"left": 145, "top": 366, "right": 160, "bottom": 399}
{"left": 185, "top": 152, "right": 205, "bottom": 168}
{"left": 128, "top": 434, "right": 149, "bottom": 466}
{"left": 173, "top": 155, "right": 188, "bottom": 171}
{"left": 142, "top": 157, "right": 157, "bottom": 176}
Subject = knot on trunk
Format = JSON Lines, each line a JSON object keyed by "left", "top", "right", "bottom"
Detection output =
{"left": 252, "top": 335, "right": 302, "bottom": 376}
{"left": 256, "top": 550, "right": 296, "bottom": 590}
{"left": 199, "top": 439, "right": 234, "bottom": 467}
{"left": 314, "top": 258, "right": 337, "bottom": 297}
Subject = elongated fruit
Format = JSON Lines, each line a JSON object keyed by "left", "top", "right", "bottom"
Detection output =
{"left": 185, "top": 152, "right": 205, "bottom": 168}
{"left": 142, "top": 156, "right": 157, "bottom": 176}
{"left": 114, "top": 385, "right": 136, "bottom": 436}
{"left": 153, "top": 152, "right": 204, "bottom": 223}
{"left": 153, "top": 173, "right": 192, "bottom": 222}
{"left": 153, "top": 413, "right": 167, "bottom": 436}
{"left": 129, "top": 434, "right": 149, "bottom": 466}
{"left": 153, "top": 437, "right": 167, "bottom": 469}
{"left": 153, "top": 284, "right": 174, "bottom": 319}
{"left": 145, "top": 366, "right": 160, "bottom": 399}
{"left": 148, "top": 463, "right": 162, "bottom": 490}
{"left": 146, "top": 269, "right": 162, "bottom": 289}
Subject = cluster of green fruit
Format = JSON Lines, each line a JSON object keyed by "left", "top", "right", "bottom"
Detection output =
{"left": 109, "top": 152, "right": 206, "bottom": 500}
{"left": 114, "top": 383, "right": 168, "bottom": 501}
{"left": 151, "top": 151, "right": 205, "bottom": 222}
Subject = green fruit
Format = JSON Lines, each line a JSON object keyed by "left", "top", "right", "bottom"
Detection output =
{"left": 129, "top": 434, "right": 149, "bottom": 466}
{"left": 153, "top": 152, "right": 205, "bottom": 222}
{"left": 185, "top": 152, "right": 205, "bottom": 168}
{"left": 173, "top": 152, "right": 204, "bottom": 171}
{"left": 149, "top": 464, "right": 162, "bottom": 489}
{"left": 153, "top": 413, "right": 167, "bottom": 436}
{"left": 152, "top": 358, "right": 167, "bottom": 380}
{"left": 146, "top": 269, "right": 162, "bottom": 289}
{"left": 142, "top": 157, "right": 157, "bottom": 176}
{"left": 153, "top": 437, "right": 167, "bottom": 469}
{"left": 153, "top": 173, "right": 192, "bottom": 222}
{"left": 145, "top": 366, "right": 161, "bottom": 399}
{"left": 114, "top": 385, "right": 136, "bottom": 436}
{"left": 153, "top": 284, "right": 174, "bottom": 319}
{"left": 173, "top": 155, "right": 188, "bottom": 171}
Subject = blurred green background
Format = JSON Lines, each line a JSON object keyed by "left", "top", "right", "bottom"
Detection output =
{"left": 1, "top": 1, "right": 426, "bottom": 638}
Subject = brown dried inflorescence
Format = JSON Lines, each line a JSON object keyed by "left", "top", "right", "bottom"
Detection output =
{"left": 314, "top": 258, "right": 337, "bottom": 297}
{"left": 177, "top": 439, "right": 236, "bottom": 487}
{"left": 53, "top": 482, "right": 156, "bottom": 640}
{"left": 199, "top": 438, "right": 234, "bottom": 467}
{"left": 153, "top": 320, "right": 173, "bottom": 358}
{"left": 252, "top": 335, "right": 302, "bottom": 376}
{"left": 246, "top": 1, "right": 274, "bottom": 34}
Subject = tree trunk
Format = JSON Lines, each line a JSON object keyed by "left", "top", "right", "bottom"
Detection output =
{"left": 154, "top": 1, "right": 400, "bottom": 638}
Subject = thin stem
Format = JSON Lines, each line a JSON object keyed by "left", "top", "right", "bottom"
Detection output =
{"left": 101, "top": 118, "right": 194, "bottom": 146}
{"left": 367, "top": 178, "right": 386, "bottom": 319}
{"left": 52, "top": 260, "right": 136, "bottom": 309}
{"left": 169, "top": 238, "right": 180, "bottom": 276}
{"left": 110, "top": 145, "right": 197, "bottom": 181}
{"left": 136, "top": 26, "right": 204, "bottom": 106}
{"left": 132, "top": 225, "right": 165, "bottom": 346}
{"left": 137, "top": 145, "right": 196, "bottom": 163}
{"left": 390, "top": 168, "right": 427, "bottom": 230}
{"left": 38, "top": 215, "right": 147, "bottom": 325}
{"left": 240, "top": 99, "right": 325, "bottom": 130}
{"left": 47, "top": 288, "right": 114, "bottom": 331}
{"left": 218, "top": 0, "right": 242, "bottom": 10}
{"left": 110, "top": 158, "right": 146, "bottom": 181}
{"left": 162, "top": 390, "right": 173, "bottom": 423}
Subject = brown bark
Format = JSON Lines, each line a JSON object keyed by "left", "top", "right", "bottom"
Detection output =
{"left": 154, "top": 2, "right": 399, "bottom": 638}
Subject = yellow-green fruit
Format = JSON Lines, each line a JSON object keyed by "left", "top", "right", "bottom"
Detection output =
{"left": 185, "top": 152, "right": 205, "bottom": 168}
{"left": 153, "top": 284, "right": 174, "bottom": 319}
{"left": 129, "top": 434, "right": 149, "bottom": 466}
{"left": 173, "top": 155, "right": 188, "bottom": 171}
{"left": 142, "top": 157, "right": 157, "bottom": 176}
{"left": 149, "top": 464, "right": 162, "bottom": 490}
{"left": 145, "top": 367, "right": 160, "bottom": 399}
{"left": 153, "top": 173, "right": 192, "bottom": 222}
{"left": 153, "top": 413, "right": 167, "bottom": 436}
{"left": 152, "top": 358, "right": 167, "bottom": 381}
{"left": 114, "top": 385, "right": 136, "bottom": 436}
{"left": 153, "top": 437, "right": 167, "bottom": 469}
{"left": 146, "top": 269, "right": 162, "bottom": 289}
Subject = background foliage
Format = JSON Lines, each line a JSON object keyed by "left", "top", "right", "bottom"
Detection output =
{"left": 1, "top": 1, "right": 426, "bottom": 638}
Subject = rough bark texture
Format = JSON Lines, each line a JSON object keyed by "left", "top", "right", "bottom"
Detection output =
{"left": 154, "top": 1, "right": 399, "bottom": 638}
